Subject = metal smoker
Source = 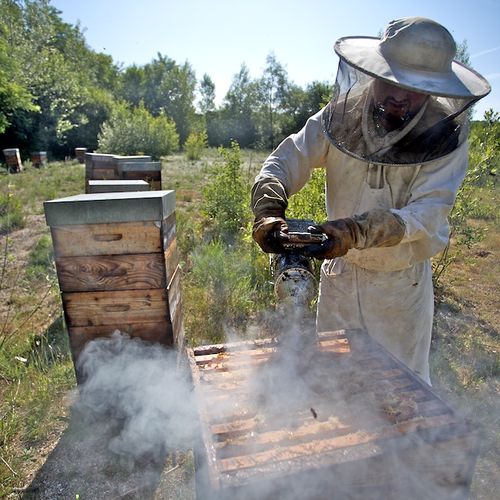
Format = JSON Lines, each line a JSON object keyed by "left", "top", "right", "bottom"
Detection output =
{"left": 271, "top": 218, "right": 322, "bottom": 307}
{"left": 270, "top": 218, "right": 324, "bottom": 350}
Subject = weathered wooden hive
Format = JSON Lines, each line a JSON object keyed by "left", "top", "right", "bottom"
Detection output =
{"left": 44, "top": 191, "right": 183, "bottom": 382}
{"left": 117, "top": 161, "right": 162, "bottom": 190}
{"left": 3, "top": 148, "right": 23, "bottom": 173}
{"left": 84, "top": 153, "right": 152, "bottom": 193}
{"left": 31, "top": 151, "right": 47, "bottom": 168}
{"left": 189, "top": 330, "right": 479, "bottom": 500}
{"left": 75, "top": 147, "right": 87, "bottom": 164}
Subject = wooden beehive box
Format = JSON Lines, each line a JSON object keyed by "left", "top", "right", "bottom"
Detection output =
{"left": 188, "top": 330, "right": 479, "bottom": 500}
{"left": 3, "top": 148, "right": 23, "bottom": 173}
{"left": 117, "top": 161, "right": 162, "bottom": 190}
{"left": 31, "top": 151, "right": 47, "bottom": 168}
{"left": 84, "top": 153, "right": 151, "bottom": 193}
{"left": 44, "top": 191, "right": 183, "bottom": 381}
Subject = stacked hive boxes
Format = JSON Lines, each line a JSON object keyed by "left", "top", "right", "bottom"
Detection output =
{"left": 118, "top": 161, "right": 162, "bottom": 190}
{"left": 31, "top": 151, "right": 47, "bottom": 168}
{"left": 84, "top": 153, "right": 161, "bottom": 192}
{"left": 44, "top": 191, "right": 183, "bottom": 382}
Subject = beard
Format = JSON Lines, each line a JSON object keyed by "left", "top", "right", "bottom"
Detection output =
{"left": 372, "top": 97, "right": 414, "bottom": 131}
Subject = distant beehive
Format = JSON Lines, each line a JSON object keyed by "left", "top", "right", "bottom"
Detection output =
{"left": 84, "top": 153, "right": 152, "bottom": 193}
{"left": 31, "top": 151, "right": 47, "bottom": 168}
{"left": 75, "top": 148, "right": 87, "bottom": 164}
{"left": 118, "top": 161, "right": 162, "bottom": 190}
{"left": 44, "top": 190, "right": 183, "bottom": 382}
{"left": 3, "top": 148, "right": 23, "bottom": 173}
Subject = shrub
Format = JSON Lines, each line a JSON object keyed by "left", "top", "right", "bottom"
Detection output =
{"left": 97, "top": 102, "right": 179, "bottom": 159}
{"left": 202, "top": 141, "right": 252, "bottom": 243}
{"left": 185, "top": 130, "right": 208, "bottom": 161}
{"left": 287, "top": 169, "right": 327, "bottom": 223}
{"left": 184, "top": 240, "right": 271, "bottom": 343}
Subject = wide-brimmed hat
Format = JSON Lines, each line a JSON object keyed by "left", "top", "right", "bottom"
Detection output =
{"left": 334, "top": 17, "right": 490, "bottom": 99}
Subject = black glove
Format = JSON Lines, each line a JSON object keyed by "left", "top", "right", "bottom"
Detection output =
{"left": 303, "top": 209, "right": 406, "bottom": 260}
{"left": 251, "top": 177, "right": 289, "bottom": 253}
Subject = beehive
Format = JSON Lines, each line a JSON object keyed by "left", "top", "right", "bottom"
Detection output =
{"left": 75, "top": 147, "right": 87, "bottom": 164}
{"left": 44, "top": 191, "right": 183, "bottom": 381}
{"left": 84, "top": 153, "right": 152, "bottom": 193}
{"left": 118, "top": 161, "right": 162, "bottom": 190}
{"left": 189, "top": 330, "right": 479, "bottom": 500}
{"left": 3, "top": 148, "right": 23, "bottom": 173}
{"left": 31, "top": 151, "right": 47, "bottom": 168}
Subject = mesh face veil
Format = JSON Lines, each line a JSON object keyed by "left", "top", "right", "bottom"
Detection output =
{"left": 322, "top": 59, "right": 477, "bottom": 165}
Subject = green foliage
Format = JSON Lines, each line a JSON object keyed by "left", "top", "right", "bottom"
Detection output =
{"left": 184, "top": 130, "right": 208, "bottom": 161}
{"left": 0, "top": 28, "right": 37, "bottom": 134}
{"left": 202, "top": 141, "right": 252, "bottom": 243}
{"left": 199, "top": 73, "right": 216, "bottom": 114}
{"left": 184, "top": 240, "right": 271, "bottom": 343}
{"left": 24, "top": 234, "right": 55, "bottom": 282}
{"left": 287, "top": 169, "right": 327, "bottom": 223}
{"left": 450, "top": 110, "right": 499, "bottom": 244}
{"left": 97, "top": 102, "right": 179, "bottom": 159}
{"left": 433, "top": 110, "right": 500, "bottom": 286}
{"left": 0, "top": 190, "right": 25, "bottom": 234}
{"left": 118, "top": 54, "right": 197, "bottom": 144}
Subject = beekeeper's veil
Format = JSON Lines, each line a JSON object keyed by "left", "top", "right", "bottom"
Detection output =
{"left": 323, "top": 17, "right": 491, "bottom": 165}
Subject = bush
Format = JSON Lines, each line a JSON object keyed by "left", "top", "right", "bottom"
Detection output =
{"left": 287, "top": 169, "right": 327, "bottom": 223}
{"left": 97, "top": 102, "right": 179, "bottom": 159}
{"left": 202, "top": 141, "right": 252, "bottom": 243}
{"left": 184, "top": 240, "right": 272, "bottom": 343}
{"left": 184, "top": 130, "right": 208, "bottom": 161}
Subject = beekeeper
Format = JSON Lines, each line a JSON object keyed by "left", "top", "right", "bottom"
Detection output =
{"left": 251, "top": 17, "right": 490, "bottom": 384}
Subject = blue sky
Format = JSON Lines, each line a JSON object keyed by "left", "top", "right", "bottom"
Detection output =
{"left": 51, "top": 0, "right": 499, "bottom": 119}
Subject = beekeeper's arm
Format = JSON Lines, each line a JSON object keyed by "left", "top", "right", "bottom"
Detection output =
{"left": 391, "top": 141, "right": 468, "bottom": 259}
{"left": 251, "top": 111, "right": 329, "bottom": 253}
{"left": 304, "top": 141, "right": 468, "bottom": 261}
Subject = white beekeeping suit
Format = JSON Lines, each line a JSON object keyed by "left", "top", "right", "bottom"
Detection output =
{"left": 251, "top": 17, "right": 490, "bottom": 384}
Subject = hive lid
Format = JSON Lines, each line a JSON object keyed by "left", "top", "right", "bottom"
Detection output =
{"left": 44, "top": 190, "right": 175, "bottom": 226}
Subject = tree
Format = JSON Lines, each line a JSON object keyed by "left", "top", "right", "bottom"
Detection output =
{"left": 212, "top": 63, "right": 258, "bottom": 148}
{"left": 0, "top": 1, "right": 38, "bottom": 134}
{"left": 258, "top": 52, "right": 290, "bottom": 149}
{"left": 199, "top": 73, "right": 216, "bottom": 114}
{"left": 97, "top": 102, "right": 179, "bottom": 159}
{"left": 121, "top": 54, "right": 197, "bottom": 145}
{"left": 0, "top": 0, "right": 119, "bottom": 156}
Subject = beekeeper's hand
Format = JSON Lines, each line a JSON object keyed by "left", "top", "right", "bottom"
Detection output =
{"left": 303, "top": 209, "right": 406, "bottom": 260}
{"left": 251, "top": 177, "right": 289, "bottom": 253}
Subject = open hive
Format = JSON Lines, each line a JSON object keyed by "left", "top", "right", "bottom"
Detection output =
{"left": 188, "top": 330, "right": 479, "bottom": 500}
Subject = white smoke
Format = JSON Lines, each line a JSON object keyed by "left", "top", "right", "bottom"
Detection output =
{"left": 74, "top": 331, "right": 197, "bottom": 464}
{"left": 199, "top": 304, "right": 477, "bottom": 499}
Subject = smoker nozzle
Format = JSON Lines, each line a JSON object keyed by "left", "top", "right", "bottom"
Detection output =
{"left": 271, "top": 251, "right": 317, "bottom": 307}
